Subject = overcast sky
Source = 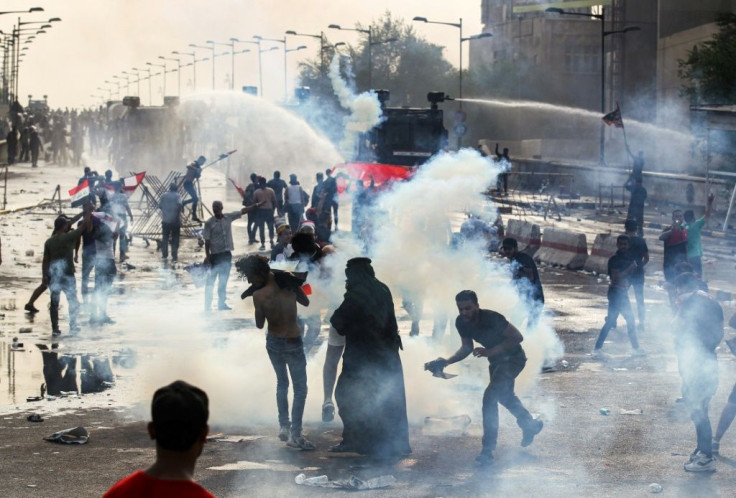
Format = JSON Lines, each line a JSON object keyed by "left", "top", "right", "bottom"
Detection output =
{"left": 6, "top": 0, "right": 484, "bottom": 108}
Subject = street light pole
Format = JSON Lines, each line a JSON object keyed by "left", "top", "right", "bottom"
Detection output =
{"left": 328, "top": 24, "right": 373, "bottom": 89}
{"left": 159, "top": 56, "right": 181, "bottom": 96}
{"left": 254, "top": 36, "right": 287, "bottom": 101}
{"left": 173, "top": 51, "right": 197, "bottom": 92}
{"left": 190, "top": 43, "right": 215, "bottom": 90}
{"left": 285, "top": 30, "right": 325, "bottom": 76}
{"left": 232, "top": 38, "right": 263, "bottom": 95}
{"left": 545, "top": 7, "right": 640, "bottom": 165}
{"left": 285, "top": 45, "right": 307, "bottom": 102}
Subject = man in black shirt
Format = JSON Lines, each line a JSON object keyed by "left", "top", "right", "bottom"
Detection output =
{"left": 428, "top": 290, "right": 543, "bottom": 465}
{"left": 674, "top": 273, "right": 723, "bottom": 472}
{"left": 267, "top": 171, "right": 287, "bottom": 216}
{"left": 593, "top": 235, "right": 645, "bottom": 357}
{"left": 624, "top": 175, "right": 647, "bottom": 237}
{"left": 624, "top": 219, "right": 648, "bottom": 329}
{"left": 501, "top": 238, "right": 544, "bottom": 329}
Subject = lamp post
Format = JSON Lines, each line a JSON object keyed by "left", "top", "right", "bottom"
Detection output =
{"left": 231, "top": 38, "right": 263, "bottom": 95}
{"left": 206, "top": 40, "right": 235, "bottom": 90}
{"left": 285, "top": 45, "right": 307, "bottom": 102}
{"left": 328, "top": 23, "right": 374, "bottom": 89}
{"left": 229, "top": 47, "right": 251, "bottom": 91}
{"left": 173, "top": 50, "right": 196, "bottom": 91}
{"left": 285, "top": 30, "right": 325, "bottom": 75}
{"left": 190, "top": 43, "right": 215, "bottom": 90}
{"left": 159, "top": 56, "right": 181, "bottom": 96}
{"left": 12, "top": 17, "right": 58, "bottom": 103}
{"left": 130, "top": 68, "right": 143, "bottom": 97}
{"left": 545, "top": 7, "right": 640, "bottom": 164}
{"left": 104, "top": 79, "right": 121, "bottom": 99}
{"left": 118, "top": 72, "right": 132, "bottom": 95}
{"left": 147, "top": 61, "right": 166, "bottom": 102}
{"left": 254, "top": 36, "right": 288, "bottom": 101}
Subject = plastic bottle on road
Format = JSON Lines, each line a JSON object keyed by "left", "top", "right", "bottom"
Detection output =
{"left": 295, "top": 474, "right": 329, "bottom": 485}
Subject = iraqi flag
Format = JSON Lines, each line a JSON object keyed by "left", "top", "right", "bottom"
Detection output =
{"left": 602, "top": 105, "right": 624, "bottom": 128}
{"left": 69, "top": 180, "right": 90, "bottom": 207}
{"left": 92, "top": 211, "right": 121, "bottom": 232}
{"left": 228, "top": 177, "right": 245, "bottom": 198}
{"left": 121, "top": 172, "right": 146, "bottom": 195}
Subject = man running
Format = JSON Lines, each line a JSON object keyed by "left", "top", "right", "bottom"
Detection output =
{"left": 428, "top": 290, "right": 543, "bottom": 465}
{"left": 241, "top": 255, "right": 315, "bottom": 450}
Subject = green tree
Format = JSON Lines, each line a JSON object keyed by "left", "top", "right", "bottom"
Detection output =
{"left": 297, "top": 11, "right": 456, "bottom": 107}
{"left": 678, "top": 12, "right": 736, "bottom": 105}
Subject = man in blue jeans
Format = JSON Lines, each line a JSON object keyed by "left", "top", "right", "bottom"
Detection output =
{"left": 242, "top": 254, "right": 315, "bottom": 450}
{"left": 203, "top": 200, "right": 259, "bottom": 312}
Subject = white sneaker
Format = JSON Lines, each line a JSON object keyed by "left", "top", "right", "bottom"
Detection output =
{"left": 684, "top": 452, "right": 716, "bottom": 472}
{"left": 631, "top": 348, "right": 648, "bottom": 358}
{"left": 592, "top": 349, "right": 606, "bottom": 360}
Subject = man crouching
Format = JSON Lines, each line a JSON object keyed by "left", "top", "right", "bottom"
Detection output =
{"left": 241, "top": 255, "right": 315, "bottom": 450}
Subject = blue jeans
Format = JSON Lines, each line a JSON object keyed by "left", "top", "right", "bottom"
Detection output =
{"left": 182, "top": 180, "right": 198, "bottom": 215}
{"left": 595, "top": 287, "right": 639, "bottom": 350}
{"left": 205, "top": 251, "right": 231, "bottom": 310}
{"left": 266, "top": 335, "right": 308, "bottom": 435}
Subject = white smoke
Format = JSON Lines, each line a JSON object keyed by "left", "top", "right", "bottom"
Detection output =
{"left": 328, "top": 53, "right": 384, "bottom": 155}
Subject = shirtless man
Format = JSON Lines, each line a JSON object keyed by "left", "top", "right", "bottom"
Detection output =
{"left": 242, "top": 255, "right": 315, "bottom": 450}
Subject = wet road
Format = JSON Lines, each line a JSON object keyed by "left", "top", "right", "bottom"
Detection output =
{"left": 1, "top": 160, "right": 736, "bottom": 497}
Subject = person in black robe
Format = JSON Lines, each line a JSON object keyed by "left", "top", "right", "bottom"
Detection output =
{"left": 330, "top": 257, "right": 411, "bottom": 458}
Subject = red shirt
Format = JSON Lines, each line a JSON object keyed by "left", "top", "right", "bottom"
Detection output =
{"left": 104, "top": 470, "right": 214, "bottom": 498}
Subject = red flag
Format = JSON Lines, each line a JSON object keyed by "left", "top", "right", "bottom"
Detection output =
{"left": 122, "top": 172, "right": 146, "bottom": 195}
{"left": 331, "top": 162, "right": 416, "bottom": 193}
{"left": 228, "top": 178, "right": 245, "bottom": 198}
{"left": 69, "top": 180, "right": 90, "bottom": 207}
{"left": 602, "top": 105, "right": 624, "bottom": 128}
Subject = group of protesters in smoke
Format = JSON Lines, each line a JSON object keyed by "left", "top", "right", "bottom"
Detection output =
{"left": 14, "top": 143, "right": 736, "bottom": 473}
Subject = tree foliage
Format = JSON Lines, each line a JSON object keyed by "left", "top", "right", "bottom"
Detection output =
{"left": 678, "top": 12, "right": 736, "bottom": 105}
{"left": 297, "top": 11, "right": 456, "bottom": 107}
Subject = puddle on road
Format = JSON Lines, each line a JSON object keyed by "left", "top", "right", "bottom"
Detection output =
{"left": 0, "top": 339, "right": 135, "bottom": 406}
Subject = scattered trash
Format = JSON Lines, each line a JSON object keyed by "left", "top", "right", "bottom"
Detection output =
{"left": 26, "top": 396, "right": 43, "bottom": 402}
{"left": 619, "top": 409, "right": 644, "bottom": 415}
{"left": 11, "top": 338, "right": 23, "bottom": 350}
{"left": 649, "top": 483, "right": 663, "bottom": 493}
{"left": 423, "top": 415, "right": 471, "bottom": 436}
{"left": 206, "top": 434, "right": 265, "bottom": 443}
{"left": 295, "top": 473, "right": 396, "bottom": 490}
{"left": 613, "top": 368, "right": 628, "bottom": 371}
{"left": 27, "top": 414, "right": 44, "bottom": 423}
{"left": 44, "top": 426, "right": 89, "bottom": 445}
{"left": 19, "top": 327, "right": 32, "bottom": 334}
{"left": 560, "top": 360, "right": 569, "bottom": 368}
{"left": 25, "top": 249, "right": 34, "bottom": 257}
{"left": 599, "top": 408, "right": 610, "bottom": 416}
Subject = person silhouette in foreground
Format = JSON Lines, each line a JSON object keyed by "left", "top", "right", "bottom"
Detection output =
{"left": 104, "top": 380, "right": 214, "bottom": 497}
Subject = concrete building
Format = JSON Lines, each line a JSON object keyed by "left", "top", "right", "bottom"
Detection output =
{"left": 467, "top": 0, "right": 735, "bottom": 174}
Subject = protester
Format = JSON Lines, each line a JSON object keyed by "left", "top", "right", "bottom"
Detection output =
{"left": 624, "top": 219, "right": 648, "bottom": 330}
{"left": 241, "top": 254, "right": 315, "bottom": 450}
{"left": 659, "top": 209, "right": 688, "bottom": 305}
{"left": 330, "top": 257, "right": 411, "bottom": 458}
{"left": 351, "top": 175, "right": 375, "bottom": 239}
{"left": 243, "top": 173, "right": 259, "bottom": 244}
{"left": 104, "top": 380, "right": 213, "bottom": 498}
{"left": 29, "top": 126, "right": 43, "bottom": 168}
{"left": 624, "top": 176, "right": 647, "bottom": 237}
{"left": 673, "top": 272, "right": 724, "bottom": 472}
{"left": 203, "top": 200, "right": 258, "bottom": 312}
{"left": 428, "top": 290, "right": 542, "bottom": 465}
{"left": 75, "top": 215, "right": 97, "bottom": 305}
{"left": 253, "top": 176, "right": 277, "bottom": 251}
{"left": 159, "top": 183, "right": 183, "bottom": 262}
{"left": 495, "top": 143, "right": 510, "bottom": 195}
{"left": 683, "top": 192, "right": 715, "bottom": 278}
{"left": 310, "top": 172, "right": 324, "bottom": 208}
{"left": 267, "top": 171, "right": 287, "bottom": 215}
{"left": 42, "top": 206, "right": 92, "bottom": 336}
{"left": 110, "top": 184, "right": 134, "bottom": 263}
{"left": 501, "top": 237, "right": 544, "bottom": 329}
{"left": 284, "top": 174, "right": 308, "bottom": 233}
{"left": 323, "top": 168, "right": 339, "bottom": 230}
{"left": 713, "top": 313, "right": 736, "bottom": 457}
{"left": 180, "top": 156, "right": 206, "bottom": 223}
{"left": 593, "top": 235, "right": 645, "bottom": 358}
{"left": 90, "top": 211, "right": 121, "bottom": 325}
{"left": 6, "top": 126, "right": 18, "bottom": 165}
{"left": 270, "top": 223, "right": 292, "bottom": 263}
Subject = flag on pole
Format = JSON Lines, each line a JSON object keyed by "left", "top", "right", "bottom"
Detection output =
{"left": 69, "top": 180, "right": 91, "bottom": 207}
{"left": 91, "top": 211, "right": 121, "bottom": 232}
{"left": 602, "top": 105, "right": 624, "bottom": 128}
{"left": 228, "top": 178, "right": 245, "bottom": 198}
{"left": 121, "top": 172, "right": 146, "bottom": 195}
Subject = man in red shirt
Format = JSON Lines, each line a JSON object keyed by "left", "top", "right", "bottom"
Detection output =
{"left": 104, "top": 380, "right": 214, "bottom": 497}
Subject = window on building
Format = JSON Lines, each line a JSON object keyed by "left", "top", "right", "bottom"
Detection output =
{"left": 564, "top": 41, "right": 599, "bottom": 74}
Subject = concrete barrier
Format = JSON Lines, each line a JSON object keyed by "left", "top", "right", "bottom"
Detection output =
{"left": 534, "top": 228, "right": 588, "bottom": 269}
{"left": 583, "top": 233, "right": 618, "bottom": 274}
{"left": 505, "top": 219, "right": 541, "bottom": 255}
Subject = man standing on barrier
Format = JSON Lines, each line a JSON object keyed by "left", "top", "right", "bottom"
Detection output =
{"left": 180, "top": 156, "right": 206, "bottom": 223}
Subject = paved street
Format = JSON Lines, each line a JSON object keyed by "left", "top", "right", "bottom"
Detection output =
{"left": 1, "top": 160, "right": 735, "bottom": 497}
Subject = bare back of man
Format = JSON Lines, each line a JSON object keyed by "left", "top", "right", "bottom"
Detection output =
{"left": 253, "top": 273, "right": 308, "bottom": 338}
